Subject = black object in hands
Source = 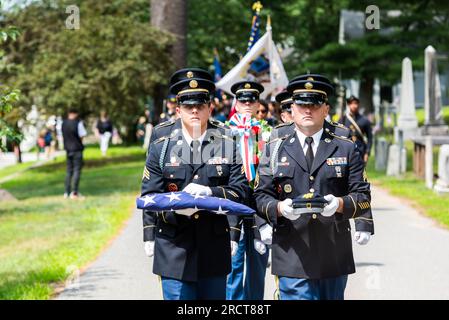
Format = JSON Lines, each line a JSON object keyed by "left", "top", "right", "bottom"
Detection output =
{"left": 292, "top": 193, "right": 328, "bottom": 214}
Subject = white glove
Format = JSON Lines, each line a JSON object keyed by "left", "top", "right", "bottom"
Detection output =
{"left": 278, "top": 198, "right": 301, "bottom": 220}
{"left": 254, "top": 239, "right": 267, "bottom": 255}
{"left": 230, "top": 241, "right": 239, "bottom": 257}
{"left": 322, "top": 194, "right": 340, "bottom": 217}
{"left": 354, "top": 231, "right": 371, "bottom": 245}
{"left": 259, "top": 224, "right": 273, "bottom": 245}
{"left": 175, "top": 208, "right": 199, "bottom": 216}
{"left": 183, "top": 183, "right": 212, "bottom": 196}
{"left": 144, "top": 241, "right": 154, "bottom": 257}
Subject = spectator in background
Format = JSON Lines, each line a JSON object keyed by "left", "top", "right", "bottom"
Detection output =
{"left": 95, "top": 111, "right": 113, "bottom": 156}
{"left": 62, "top": 109, "right": 87, "bottom": 200}
{"left": 36, "top": 129, "right": 46, "bottom": 160}
{"left": 256, "top": 100, "right": 269, "bottom": 122}
{"left": 136, "top": 116, "right": 147, "bottom": 146}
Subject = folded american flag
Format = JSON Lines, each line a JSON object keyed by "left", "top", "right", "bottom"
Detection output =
{"left": 136, "top": 192, "right": 254, "bottom": 216}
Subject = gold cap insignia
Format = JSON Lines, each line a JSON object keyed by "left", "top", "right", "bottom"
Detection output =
{"left": 244, "top": 83, "right": 251, "bottom": 89}
{"left": 186, "top": 71, "right": 194, "bottom": 78}
{"left": 303, "top": 193, "right": 314, "bottom": 199}
{"left": 307, "top": 77, "right": 314, "bottom": 81}
{"left": 189, "top": 80, "right": 198, "bottom": 88}
{"left": 305, "top": 82, "right": 313, "bottom": 90}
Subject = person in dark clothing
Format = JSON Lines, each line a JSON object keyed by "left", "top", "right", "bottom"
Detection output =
{"left": 340, "top": 96, "right": 373, "bottom": 164}
{"left": 62, "top": 109, "right": 87, "bottom": 199}
{"left": 95, "top": 111, "right": 113, "bottom": 156}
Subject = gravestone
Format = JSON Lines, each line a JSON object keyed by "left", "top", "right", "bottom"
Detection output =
{"left": 421, "top": 46, "right": 449, "bottom": 135}
{"left": 434, "top": 145, "right": 449, "bottom": 193}
{"left": 397, "top": 57, "right": 418, "bottom": 140}
{"left": 375, "top": 138, "right": 389, "bottom": 171}
{"left": 386, "top": 144, "right": 406, "bottom": 176}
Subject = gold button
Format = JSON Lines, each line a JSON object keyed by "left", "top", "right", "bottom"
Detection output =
{"left": 309, "top": 176, "right": 314, "bottom": 181}
{"left": 194, "top": 175, "right": 199, "bottom": 179}
{"left": 194, "top": 214, "right": 199, "bottom": 219}
{"left": 309, "top": 188, "right": 315, "bottom": 193}
{"left": 226, "top": 228, "right": 229, "bottom": 232}
{"left": 312, "top": 214, "right": 317, "bottom": 219}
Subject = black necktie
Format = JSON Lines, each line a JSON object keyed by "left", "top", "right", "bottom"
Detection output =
{"left": 305, "top": 136, "right": 314, "bottom": 172}
{"left": 190, "top": 140, "right": 201, "bottom": 165}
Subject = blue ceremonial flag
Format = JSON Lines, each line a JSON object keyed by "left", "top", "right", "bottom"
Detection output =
{"left": 136, "top": 192, "right": 255, "bottom": 216}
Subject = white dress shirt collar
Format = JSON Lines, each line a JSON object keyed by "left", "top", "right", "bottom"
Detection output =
{"left": 182, "top": 125, "right": 207, "bottom": 149}
{"left": 296, "top": 127, "right": 324, "bottom": 155}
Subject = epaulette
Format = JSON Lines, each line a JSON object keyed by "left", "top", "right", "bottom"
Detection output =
{"left": 326, "top": 130, "right": 354, "bottom": 143}
{"left": 274, "top": 121, "right": 294, "bottom": 129}
{"left": 329, "top": 120, "right": 348, "bottom": 129}
{"left": 154, "top": 119, "right": 175, "bottom": 130}
{"left": 209, "top": 119, "right": 227, "bottom": 128}
{"left": 154, "top": 135, "right": 169, "bottom": 144}
{"left": 267, "top": 134, "right": 289, "bottom": 144}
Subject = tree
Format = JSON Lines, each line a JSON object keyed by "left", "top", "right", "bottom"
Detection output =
{"left": 0, "top": 26, "right": 21, "bottom": 153}
{"left": 2, "top": 0, "right": 174, "bottom": 140}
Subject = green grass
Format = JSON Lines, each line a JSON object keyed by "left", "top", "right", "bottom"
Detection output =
{"left": 367, "top": 143, "right": 449, "bottom": 229}
{"left": 0, "top": 161, "right": 38, "bottom": 181}
{"left": 0, "top": 145, "right": 146, "bottom": 299}
{"left": 416, "top": 106, "right": 449, "bottom": 126}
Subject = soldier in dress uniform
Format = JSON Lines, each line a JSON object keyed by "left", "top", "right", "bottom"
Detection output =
{"left": 271, "top": 79, "right": 374, "bottom": 244}
{"left": 275, "top": 90, "right": 293, "bottom": 125}
{"left": 340, "top": 95, "right": 373, "bottom": 164}
{"left": 141, "top": 68, "right": 250, "bottom": 300}
{"left": 159, "top": 94, "right": 178, "bottom": 123}
{"left": 254, "top": 74, "right": 373, "bottom": 300}
{"left": 226, "top": 81, "right": 272, "bottom": 300}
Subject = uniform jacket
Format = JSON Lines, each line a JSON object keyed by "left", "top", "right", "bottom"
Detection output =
{"left": 254, "top": 123, "right": 373, "bottom": 279}
{"left": 269, "top": 120, "right": 374, "bottom": 234}
{"left": 141, "top": 118, "right": 250, "bottom": 281}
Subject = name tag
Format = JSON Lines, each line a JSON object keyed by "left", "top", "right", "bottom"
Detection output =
{"left": 207, "top": 157, "right": 229, "bottom": 165}
{"left": 326, "top": 157, "right": 347, "bottom": 166}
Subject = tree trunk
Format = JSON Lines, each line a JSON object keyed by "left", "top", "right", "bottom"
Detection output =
{"left": 150, "top": 0, "right": 187, "bottom": 123}
{"left": 358, "top": 75, "right": 374, "bottom": 115}
{"left": 13, "top": 143, "right": 22, "bottom": 164}
{"left": 151, "top": 0, "right": 187, "bottom": 69}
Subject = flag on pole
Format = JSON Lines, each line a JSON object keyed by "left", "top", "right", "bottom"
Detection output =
{"left": 213, "top": 48, "right": 223, "bottom": 99}
{"left": 137, "top": 192, "right": 255, "bottom": 216}
{"left": 216, "top": 14, "right": 289, "bottom": 100}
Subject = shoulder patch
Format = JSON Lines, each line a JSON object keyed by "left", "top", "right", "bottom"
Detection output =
{"left": 327, "top": 130, "right": 354, "bottom": 143}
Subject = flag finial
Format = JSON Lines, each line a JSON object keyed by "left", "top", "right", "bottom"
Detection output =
{"left": 252, "top": 1, "right": 263, "bottom": 12}
{"left": 267, "top": 15, "right": 272, "bottom": 31}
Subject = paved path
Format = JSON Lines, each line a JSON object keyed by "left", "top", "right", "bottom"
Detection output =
{"left": 57, "top": 186, "right": 449, "bottom": 300}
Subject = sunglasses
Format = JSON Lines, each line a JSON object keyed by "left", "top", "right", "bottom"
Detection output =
{"left": 257, "top": 109, "right": 267, "bottom": 114}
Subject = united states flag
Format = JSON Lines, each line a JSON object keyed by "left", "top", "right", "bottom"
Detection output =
{"left": 136, "top": 192, "right": 254, "bottom": 216}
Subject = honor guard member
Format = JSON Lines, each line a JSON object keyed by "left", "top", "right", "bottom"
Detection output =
{"left": 340, "top": 95, "right": 373, "bottom": 164}
{"left": 159, "top": 94, "right": 178, "bottom": 123}
{"left": 275, "top": 90, "right": 294, "bottom": 125}
{"left": 147, "top": 69, "right": 225, "bottom": 152}
{"left": 141, "top": 68, "right": 250, "bottom": 300}
{"left": 271, "top": 81, "right": 373, "bottom": 245}
{"left": 226, "top": 81, "right": 271, "bottom": 300}
{"left": 254, "top": 74, "right": 373, "bottom": 300}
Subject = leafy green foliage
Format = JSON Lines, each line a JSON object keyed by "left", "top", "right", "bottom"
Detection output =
{"left": 0, "top": 26, "right": 22, "bottom": 151}
{"left": 2, "top": 0, "right": 174, "bottom": 139}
